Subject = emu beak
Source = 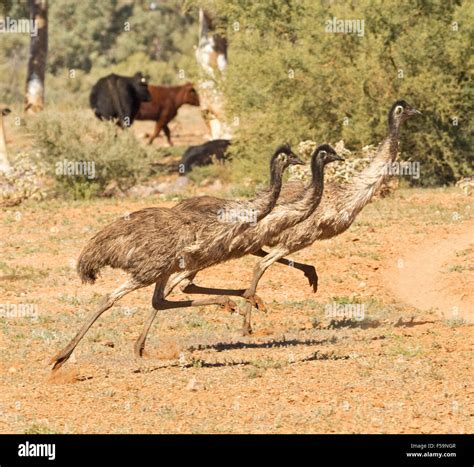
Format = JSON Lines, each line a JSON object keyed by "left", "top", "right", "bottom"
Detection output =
{"left": 409, "top": 108, "right": 422, "bottom": 116}
{"left": 333, "top": 154, "right": 345, "bottom": 162}
{"left": 291, "top": 155, "right": 305, "bottom": 165}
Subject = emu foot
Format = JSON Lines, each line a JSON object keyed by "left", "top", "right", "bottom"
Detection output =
{"left": 247, "top": 294, "right": 267, "bottom": 312}
{"left": 134, "top": 340, "right": 146, "bottom": 358}
{"left": 242, "top": 315, "right": 253, "bottom": 336}
{"left": 304, "top": 266, "right": 318, "bottom": 293}
{"left": 241, "top": 303, "right": 253, "bottom": 336}
{"left": 221, "top": 298, "right": 238, "bottom": 313}
{"left": 50, "top": 350, "right": 72, "bottom": 371}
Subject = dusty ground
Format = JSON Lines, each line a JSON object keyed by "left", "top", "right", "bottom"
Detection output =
{"left": 0, "top": 185, "right": 472, "bottom": 434}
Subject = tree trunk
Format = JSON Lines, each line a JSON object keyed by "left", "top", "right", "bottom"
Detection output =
{"left": 24, "top": 0, "right": 48, "bottom": 114}
{"left": 0, "top": 109, "right": 11, "bottom": 174}
{"left": 195, "top": 9, "right": 232, "bottom": 140}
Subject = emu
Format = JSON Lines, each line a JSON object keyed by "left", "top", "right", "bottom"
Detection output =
{"left": 168, "top": 100, "right": 422, "bottom": 332}
{"left": 51, "top": 144, "right": 302, "bottom": 369}
{"left": 134, "top": 145, "right": 343, "bottom": 350}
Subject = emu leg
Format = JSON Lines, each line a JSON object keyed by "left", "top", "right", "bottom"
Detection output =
{"left": 253, "top": 248, "right": 318, "bottom": 292}
{"left": 51, "top": 279, "right": 143, "bottom": 370}
{"left": 134, "top": 279, "right": 166, "bottom": 357}
{"left": 179, "top": 283, "right": 266, "bottom": 312}
{"left": 167, "top": 271, "right": 267, "bottom": 311}
{"left": 237, "top": 247, "right": 291, "bottom": 334}
{"left": 241, "top": 302, "right": 253, "bottom": 335}
{"left": 134, "top": 279, "right": 237, "bottom": 357}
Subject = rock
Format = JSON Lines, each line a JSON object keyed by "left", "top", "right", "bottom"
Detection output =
{"left": 186, "top": 378, "right": 199, "bottom": 391}
{"left": 174, "top": 176, "right": 189, "bottom": 191}
{"left": 102, "top": 180, "right": 125, "bottom": 198}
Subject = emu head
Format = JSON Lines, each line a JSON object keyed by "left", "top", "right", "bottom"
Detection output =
{"left": 388, "top": 100, "right": 422, "bottom": 130}
{"left": 311, "top": 144, "right": 344, "bottom": 168}
{"left": 132, "top": 72, "right": 152, "bottom": 102}
{"left": 272, "top": 143, "right": 305, "bottom": 170}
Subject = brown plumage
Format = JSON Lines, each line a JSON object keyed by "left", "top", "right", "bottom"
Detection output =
{"left": 169, "top": 100, "right": 422, "bottom": 333}
{"left": 132, "top": 145, "right": 344, "bottom": 347}
{"left": 51, "top": 144, "right": 302, "bottom": 369}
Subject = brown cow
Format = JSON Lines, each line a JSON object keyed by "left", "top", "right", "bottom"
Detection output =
{"left": 136, "top": 82, "right": 200, "bottom": 145}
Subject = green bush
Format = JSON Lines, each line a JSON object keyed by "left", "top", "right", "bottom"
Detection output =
{"left": 0, "top": 0, "right": 199, "bottom": 106}
{"left": 212, "top": 0, "right": 473, "bottom": 186}
{"left": 24, "top": 110, "right": 152, "bottom": 199}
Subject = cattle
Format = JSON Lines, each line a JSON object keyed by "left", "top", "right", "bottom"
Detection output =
{"left": 179, "top": 139, "right": 231, "bottom": 174}
{"left": 89, "top": 72, "right": 151, "bottom": 128}
{"left": 135, "top": 82, "right": 200, "bottom": 145}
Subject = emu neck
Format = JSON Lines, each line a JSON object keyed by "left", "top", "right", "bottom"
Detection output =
{"left": 340, "top": 128, "right": 399, "bottom": 218}
{"left": 240, "top": 159, "right": 326, "bottom": 247}
{"left": 253, "top": 162, "right": 283, "bottom": 222}
{"left": 290, "top": 159, "right": 325, "bottom": 218}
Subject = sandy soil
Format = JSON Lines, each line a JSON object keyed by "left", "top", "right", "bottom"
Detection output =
{"left": 0, "top": 186, "right": 472, "bottom": 434}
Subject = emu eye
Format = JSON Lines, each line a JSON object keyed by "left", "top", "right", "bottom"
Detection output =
{"left": 395, "top": 105, "right": 403, "bottom": 115}
{"left": 319, "top": 151, "right": 327, "bottom": 157}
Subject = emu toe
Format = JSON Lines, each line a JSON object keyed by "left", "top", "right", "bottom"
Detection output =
{"left": 221, "top": 298, "right": 238, "bottom": 313}
{"left": 50, "top": 352, "right": 70, "bottom": 371}
{"left": 248, "top": 294, "right": 267, "bottom": 312}
{"left": 134, "top": 341, "right": 145, "bottom": 358}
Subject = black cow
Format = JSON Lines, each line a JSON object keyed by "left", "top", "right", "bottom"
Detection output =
{"left": 179, "top": 139, "right": 231, "bottom": 174}
{"left": 89, "top": 72, "right": 151, "bottom": 128}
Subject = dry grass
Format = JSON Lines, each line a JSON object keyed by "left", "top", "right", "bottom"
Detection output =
{"left": 0, "top": 187, "right": 472, "bottom": 433}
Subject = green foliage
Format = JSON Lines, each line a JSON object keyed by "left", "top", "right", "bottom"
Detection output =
{"left": 46, "top": 0, "right": 198, "bottom": 75}
{"left": 214, "top": 0, "right": 473, "bottom": 186}
{"left": 0, "top": 0, "right": 471, "bottom": 187}
{"left": 0, "top": 0, "right": 199, "bottom": 105}
{"left": 24, "top": 110, "right": 152, "bottom": 199}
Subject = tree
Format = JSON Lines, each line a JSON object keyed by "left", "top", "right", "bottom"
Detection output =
{"left": 195, "top": 9, "right": 232, "bottom": 140}
{"left": 0, "top": 108, "right": 12, "bottom": 174}
{"left": 24, "top": 0, "right": 48, "bottom": 114}
{"left": 212, "top": 0, "right": 472, "bottom": 186}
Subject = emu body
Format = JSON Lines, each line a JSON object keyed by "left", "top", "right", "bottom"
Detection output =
{"left": 51, "top": 145, "right": 301, "bottom": 368}
{"left": 134, "top": 145, "right": 343, "bottom": 346}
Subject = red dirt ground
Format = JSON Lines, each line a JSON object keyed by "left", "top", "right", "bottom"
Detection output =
{"left": 0, "top": 185, "right": 472, "bottom": 434}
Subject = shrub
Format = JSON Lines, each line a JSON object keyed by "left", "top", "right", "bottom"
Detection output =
{"left": 212, "top": 0, "right": 473, "bottom": 187}
{"left": 0, "top": 152, "right": 47, "bottom": 205}
{"left": 24, "top": 110, "right": 152, "bottom": 199}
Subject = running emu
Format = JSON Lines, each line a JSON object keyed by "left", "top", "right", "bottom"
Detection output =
{"left": 51, "top": 144, "right": 302, "bottom": 369}
{"left": 133, "top": 145, "right": 343, "bottom": 349}
{"left": 167, "top": 100, "right": 422, "bottom": 332}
